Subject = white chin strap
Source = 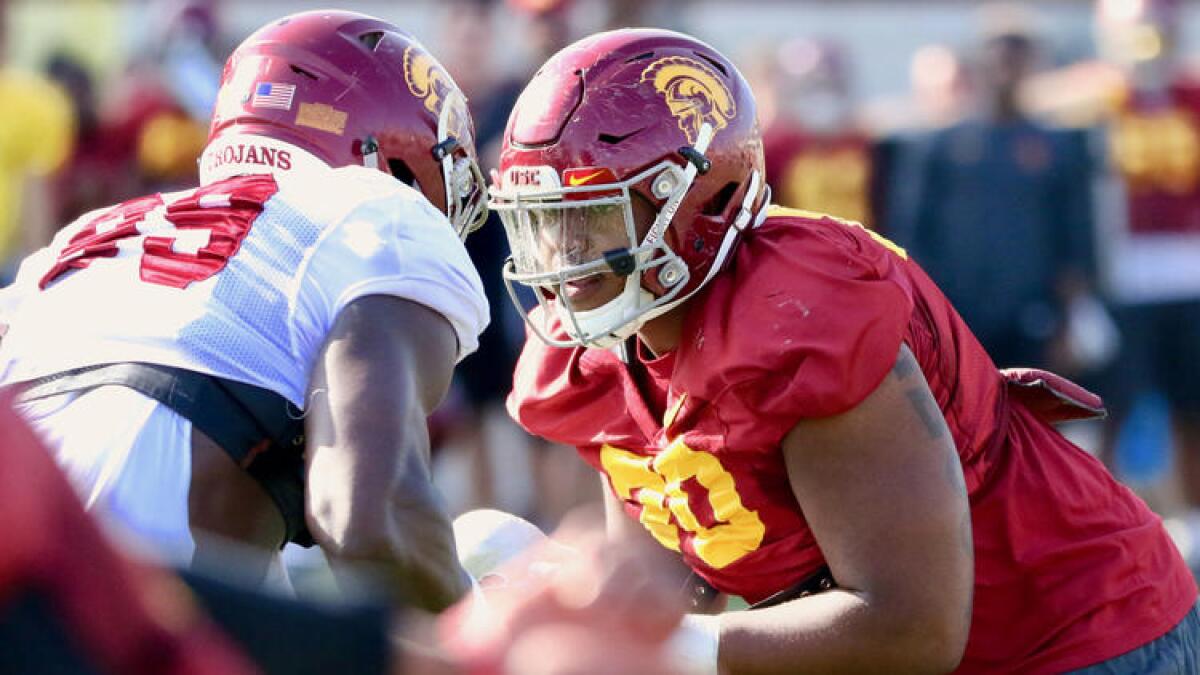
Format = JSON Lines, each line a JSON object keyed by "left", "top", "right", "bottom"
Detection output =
{"left": 557, "top": 274, "right": 656, "bottom": 349}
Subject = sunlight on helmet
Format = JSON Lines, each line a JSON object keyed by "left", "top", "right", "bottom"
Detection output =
{"left": 492, "top": 28, "right": 768, "bottom": 348}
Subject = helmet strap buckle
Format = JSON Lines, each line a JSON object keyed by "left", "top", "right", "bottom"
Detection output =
{"left": 432, "top": 137, "right": 460, "bottom": 162}
{"left": 678, "top": 146, "right": 712, "bottom": 174}
{"left": 360, "top": 136, "right": 379, "bottom": 170}
{"left": 732, "top": 170, "right": 763, "bottom": 232}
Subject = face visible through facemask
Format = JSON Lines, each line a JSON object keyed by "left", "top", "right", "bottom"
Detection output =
{"left": 512, "top": 194, "right": 657, "bottom": 314}
{"left": 530, "top": 203, "right": 633, "bottom": 311}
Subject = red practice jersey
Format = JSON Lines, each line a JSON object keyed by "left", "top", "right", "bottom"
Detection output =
{"left": 764, "top": 123, "right": 876, "bottom": 229}
{"left": 1111, "top": 74, "right": 1200, "bottom": 235}
{"left": 509, "top": 206, "right": 1197, "bottom": 673}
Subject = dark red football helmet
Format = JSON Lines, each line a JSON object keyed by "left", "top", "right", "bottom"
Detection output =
{"left": 490, "top": 28, "right": 768, "bottom": 347}
{"left": 206, "top": 10, "right": 487, "bottom": 236}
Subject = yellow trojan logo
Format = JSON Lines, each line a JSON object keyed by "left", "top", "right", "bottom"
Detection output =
{"left": 641, "top": 56, "right": 736, "bottom": 144}
{"left": 403, "top": 45, "right": 452, "bottom": 116}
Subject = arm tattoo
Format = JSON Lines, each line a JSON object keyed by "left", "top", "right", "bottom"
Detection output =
{"left": 891, "top": 349, "right": 919, "bottom": 379}
{"left": 960, "top": 508, "right": 975, "bottom": 624}
{"left": 894, "top": 350, "right": 948, "bottom": 441}
{"left": 894, "top": 349, "right": 973, "bottom": 622}
{"left": 906, "top": 388, "right": 949, "bottom": 440}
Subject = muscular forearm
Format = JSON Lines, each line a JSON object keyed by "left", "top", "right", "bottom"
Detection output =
{"left": 319, "top": 508, "right": 468, "bottom": 613}
{"left": 717, "top": 589, "right": 965, "bottom": 675}
{"left": 306, "top": 293, "right": 467, "bottom": 613}
{"left": 316, "top": 492, "right": 468, "bottom": 613}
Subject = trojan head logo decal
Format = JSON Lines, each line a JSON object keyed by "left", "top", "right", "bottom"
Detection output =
{"left": 404, "top": 45, "right": 453, "bottom": 116}
{"left": 641, "top": 56, "right": 736, "bottom": 144}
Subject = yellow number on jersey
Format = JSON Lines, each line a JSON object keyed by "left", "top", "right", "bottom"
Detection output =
{"left": 601, "top": 440, "right": 766, "bottom": 569}
{"left": 1111, "top": 110, "right": 1200, "bottom": 194}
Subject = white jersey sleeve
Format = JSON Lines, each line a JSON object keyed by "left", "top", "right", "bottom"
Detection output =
{"left": 292, "top": 170, "right": 488, "bottom": 366}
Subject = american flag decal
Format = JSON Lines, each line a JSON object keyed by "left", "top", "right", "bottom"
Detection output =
{"left": 251, "top": 82, "right": 296, "bottom": 110}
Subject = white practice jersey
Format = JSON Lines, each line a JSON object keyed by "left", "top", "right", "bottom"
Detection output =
{"left": 0, "top": 141, "right": 488, "bottom": 409}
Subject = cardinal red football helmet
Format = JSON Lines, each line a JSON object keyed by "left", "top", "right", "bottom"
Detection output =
{"left": 491, "top": 28, "right": 768, "bottom": 348}
{"left": 205, "top": 10, "right": 487, "bottom": 236}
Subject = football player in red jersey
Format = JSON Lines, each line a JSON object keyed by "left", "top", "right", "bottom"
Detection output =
{"left": 493, "top": 28, "right": 1200, "bottom": 674}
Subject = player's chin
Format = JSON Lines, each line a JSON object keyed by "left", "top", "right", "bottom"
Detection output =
{"left": 558, "top": 275, "right": 623, "bottom": 311}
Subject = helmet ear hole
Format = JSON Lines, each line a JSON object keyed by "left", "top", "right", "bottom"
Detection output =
{"left": 387, "top": 158, "right": 416, "bottom": 186}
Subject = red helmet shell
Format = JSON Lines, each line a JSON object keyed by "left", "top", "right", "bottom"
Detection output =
{"left": 498, "top": 28, "right": 766, "bottom": 298}
{"left": 208, "top": 10, "right": 479, "bottom": 221}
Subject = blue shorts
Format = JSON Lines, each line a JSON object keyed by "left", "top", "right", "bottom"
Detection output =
{"left": 1067, "top": 601, "right": 1200, "bottom": 674}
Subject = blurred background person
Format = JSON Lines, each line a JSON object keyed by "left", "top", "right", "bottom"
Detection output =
{"left": 43, "top": 50, "right": 130, "bottom": 226}
{"left": 868, "top": 42, "right": 973, "bottom": 242}
{"left": 760, "top": 37, "right": 881, "bottom": 231}
{"left": 862, "top": 42, "right": 974, "bottom": 138}
{"left": 1090, "top": 0, "right": 1200, "bottom": 563}
{"left": 890, "top": 4, "right": 1108, "bottom": 376}
{"left": 39, "top": 0, "right": 224, "bottom": 236}
{"left": 121, "top": 0, "right": 225, "bottom": 194}
{"left": 0, "top": 0, "right": 75, "bottom": 283}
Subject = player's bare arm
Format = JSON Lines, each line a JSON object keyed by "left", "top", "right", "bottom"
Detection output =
{"left": 601, "top": 476, "right": 722, "bottom": 611}
{"left": 305, "top": 294, "right": 467, "bottom": 612}
{"left": 718, "top": 344, "right": 972, "bottom": 674}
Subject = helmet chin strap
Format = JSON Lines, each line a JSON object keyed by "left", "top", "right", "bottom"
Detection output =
{"left": 361, "top": 137, "right": 379, "bottom": 169}
{"left": 556, "top": 124, "right": 717, "bottom": 348}
{"left": 557, "top": 274, "right": 655, "bottom": 349}
{"left": 435, "top": 88, "right": 489, "bottom": 239}
{"left": 628, "top": 171, "right": 768, "bottom": 329}
{"left": 556, "top": 171, "right": 766, "bottom": 350}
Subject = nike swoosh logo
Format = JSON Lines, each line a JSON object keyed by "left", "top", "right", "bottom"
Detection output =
{"left": 568, "top": 170, "right": 608, "bottom": 187}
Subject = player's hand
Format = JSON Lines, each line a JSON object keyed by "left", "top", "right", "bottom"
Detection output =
{"left": 438, "top": 519, "right": 687, "bottom": 675}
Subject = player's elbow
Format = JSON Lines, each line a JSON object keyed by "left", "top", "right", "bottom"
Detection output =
{"left": 884, "top": 600, "right": 969, "bottom": 674}
{"left": 308, "top": 471, "right": 429, "bottom": 557}
{"left": 904, "top": 621, "right": 968, "bottom": 674}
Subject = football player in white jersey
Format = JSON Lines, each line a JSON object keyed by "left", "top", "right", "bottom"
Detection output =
{"left": 0, "top": 10, "right": 490, "bottom": 613}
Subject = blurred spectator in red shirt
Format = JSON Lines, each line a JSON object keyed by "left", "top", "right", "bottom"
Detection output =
{"left": 1088, "top": 0, "right": 1200, "bottom": 553}
{"left": 761, "top": 38, "right": 880, "bottom": 230}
